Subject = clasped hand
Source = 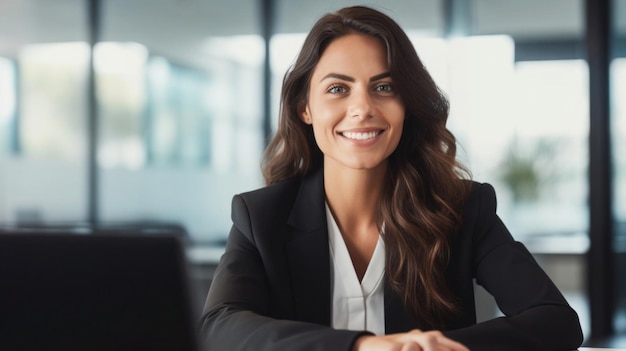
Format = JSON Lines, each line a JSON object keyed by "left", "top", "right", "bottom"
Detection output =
{"left": 353, "top": 329, "right": 469, "bottom": 351}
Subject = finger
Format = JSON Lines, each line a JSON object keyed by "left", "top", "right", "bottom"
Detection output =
{"left": 403, "top": 332, "right": 467, "bottom": 351}
{"left": 400, "top": 341, "right": 422, "bottom": 351}
{"left": 416, "top": 333, "right": 439, "bottom": 351}
{"left": 433, "top": 335, "right": 469, "bottom": 351}
{"left": 417, "top": 330, "right": 467, "bottom": 351}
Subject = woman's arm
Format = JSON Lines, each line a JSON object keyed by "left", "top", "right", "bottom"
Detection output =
{"left": 444, "top": 183, "right": 583, "bottom": 351}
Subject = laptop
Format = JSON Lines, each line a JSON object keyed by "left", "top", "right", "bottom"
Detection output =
{"left": 0, "top": 231, "right": 202, "bottom": 351}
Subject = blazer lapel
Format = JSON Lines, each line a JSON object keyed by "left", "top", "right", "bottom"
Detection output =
{"left": 285, "top": 168, "right": 331, "bottom": 326}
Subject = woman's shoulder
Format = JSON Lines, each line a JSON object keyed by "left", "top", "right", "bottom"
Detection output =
{"left": 229, "top": 176, "right": 308, "bottom": 238}
{"left": 237, "top": 176, "right": 302, "bottom": 204}
{"left": 231, "top": 176, "right": 304, "bottom": 222}
{"left": 460, "top": 180, "right": 499, "bottom": 218}
{"left": 463, "top": 180, "right": 496, "bottom": 200}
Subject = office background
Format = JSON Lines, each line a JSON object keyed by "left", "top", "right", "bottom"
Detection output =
{"left": 0, "top": 0, "right": 623, "bottom": 346}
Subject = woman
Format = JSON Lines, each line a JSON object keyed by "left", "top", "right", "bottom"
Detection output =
{"left": 201, "top": 6, "right": 583, "bottom": 351}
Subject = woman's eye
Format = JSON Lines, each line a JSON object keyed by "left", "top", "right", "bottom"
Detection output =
{"left": 327, "top": 85, "right": 347, "bottom": 94}
{"left": 375, "top": 83, "right": 394, "bottom": 93}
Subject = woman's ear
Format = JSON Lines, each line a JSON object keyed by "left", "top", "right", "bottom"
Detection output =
{"left": 299, "top": 103, "right": 312, "bottom": 125}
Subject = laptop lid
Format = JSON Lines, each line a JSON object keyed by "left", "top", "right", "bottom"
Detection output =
{"left": 0, "top": 232, "right": 200, "bottom": 351}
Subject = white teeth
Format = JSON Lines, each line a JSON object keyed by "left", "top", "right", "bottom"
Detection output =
{"left": 342, "top": 131, "right": 379, "bottom": 140}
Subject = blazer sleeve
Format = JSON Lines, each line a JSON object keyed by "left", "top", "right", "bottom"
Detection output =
{"left": 444, "top": 183, "right": 583, "bottom": 351}
{"left": 199, "top": 194, "right": 369, "bottom": 351}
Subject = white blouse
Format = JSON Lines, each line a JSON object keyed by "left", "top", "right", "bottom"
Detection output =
{"left": 326, "top": 204, "right": 386, "bottom": 336}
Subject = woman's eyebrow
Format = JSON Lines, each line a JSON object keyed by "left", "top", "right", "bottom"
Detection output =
{"left": 369, "top": 72, "right": 391, "bottom": 81}
{"left": 320, "top": 72, "right": 391, "bottom": 83}
{"left": 320, "top": 73, "right": 354, "bottom": 82}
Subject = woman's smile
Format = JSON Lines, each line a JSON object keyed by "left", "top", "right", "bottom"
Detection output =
{"left": 338, "top": 129, "right": 386, "bottom": 149}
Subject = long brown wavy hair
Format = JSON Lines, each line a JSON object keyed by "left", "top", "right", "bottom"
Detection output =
{"left": 262, "top": 6, "right": 472, "bottom": 328}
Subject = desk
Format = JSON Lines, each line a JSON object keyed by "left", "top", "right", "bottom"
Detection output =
{"left": 579, "top": 348, "right": 626, "bottom": 350}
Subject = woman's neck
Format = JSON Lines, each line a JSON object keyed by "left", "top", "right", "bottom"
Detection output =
{"left": 324, "top": 161, "right": 387, "bottom": 281}
{"left": 323, "top": 162, "right": 386, "bottom": 234}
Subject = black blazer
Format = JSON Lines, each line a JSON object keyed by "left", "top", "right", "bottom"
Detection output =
{"left": 201, "top": 168, "right": 583, "bottom": 351}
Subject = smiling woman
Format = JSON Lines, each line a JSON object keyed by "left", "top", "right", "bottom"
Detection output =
{"left": 200, "top": 5, "right": 583, "bottom": 351}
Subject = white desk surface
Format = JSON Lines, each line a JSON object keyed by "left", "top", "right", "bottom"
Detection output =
{"left": 579, "top": 348, "right": 626, "bottom": 350}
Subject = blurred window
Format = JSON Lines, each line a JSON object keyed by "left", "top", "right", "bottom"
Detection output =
{"left": 450, "top": 54, "right": 589, "bottom": 243}
{"left": 0, "top": 57, "right": 16, "bottom": 155}
{"left": 408, "top": 35, "right": 590, "bottom": 248}
{"left": 95, "top": 42, "right": 148, "bottom": 169}
{"left": 19, "top": 42, "right": 89, "bottom": 160}
{"left": 269, "top": 33, "right": 305, "bottom": 130}
{"left": 611, "top": 0, "right": 626, "bottom": 333}
{"left": 145, "top": 57, "right": 212, "bottom": 168}
{"left": 97, "top": 0, "right": 264, "bottom": 242}
{"left": 0, "top": 0, "right": 89, "bottom": 225}
{"left": 615, "top": 59, "right": 626, "bottom": 233}
{"left": 614, "top": 57, "right": 626, "bottom": 334}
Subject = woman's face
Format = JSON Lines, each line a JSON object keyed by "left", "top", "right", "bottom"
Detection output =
{"left": 301, "top": 33, "right": 405, "bottom": 173}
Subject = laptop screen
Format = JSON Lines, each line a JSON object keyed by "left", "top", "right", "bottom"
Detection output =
{"left": 0, "top": 232, "right": 200, "bottom": 351}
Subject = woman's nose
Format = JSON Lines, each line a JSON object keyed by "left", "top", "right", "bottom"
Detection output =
{"left": 348, "top": 89, "right": 374, "bottom": 119}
